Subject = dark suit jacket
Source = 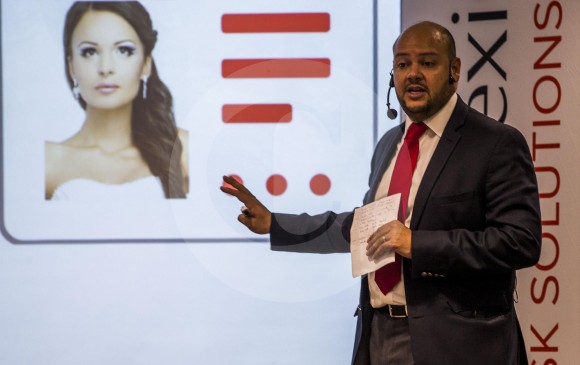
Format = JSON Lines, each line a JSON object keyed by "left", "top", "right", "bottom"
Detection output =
{"left": 270, "top": 97, "right": 541, "bottom": 365}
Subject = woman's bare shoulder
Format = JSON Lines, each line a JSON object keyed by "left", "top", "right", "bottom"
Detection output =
{"left": 45, "top": 140, "right": 81, "bottom": 167}
{"left": 178, "top": 128, "right": 189, "bottom": 145}
{"left": 45, "top": 141, "right": 79, "bottom": 198}
{"left": 177, "top": 128, "right": 189, "bottom": 166}
{"left": 177, "top": 128, "right": 189, "bottom": 193}
{"left": 46, "top": 140, "right": 69, "bottom": 157}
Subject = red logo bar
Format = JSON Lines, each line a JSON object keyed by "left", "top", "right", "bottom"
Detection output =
{"left": 222, "top": 58, "right": 331, "bottom": 78}
{"left": 222, "top": 13, "right": 330, "bottom": 33}
{"left": 222, "top": 104, "right": 293, "bottom": 123}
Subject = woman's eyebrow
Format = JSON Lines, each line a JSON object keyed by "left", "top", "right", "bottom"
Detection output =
{"left": 76, "top": 40, "right": 98, "bottom": 47}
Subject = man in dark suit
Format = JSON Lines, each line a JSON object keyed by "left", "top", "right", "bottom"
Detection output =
{"left": 221, "top": 21, "right": 541, "bottom": 365}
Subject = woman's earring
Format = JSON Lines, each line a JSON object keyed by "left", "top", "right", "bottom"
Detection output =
{"left": 141, "top": 76, "right": 148, "bottom": 99}
{"left": 72, "top": 79, "right": 80, "bottom": 100}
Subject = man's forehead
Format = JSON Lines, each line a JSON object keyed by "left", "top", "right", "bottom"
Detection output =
{"left": 393, "top": 27, "right": 447, "bottom": 56}
{"left": 394, "top": 50, "right": 440, "bottom": 58}
{"left": 400, "top": 23, "right": 444, "bottom": 41}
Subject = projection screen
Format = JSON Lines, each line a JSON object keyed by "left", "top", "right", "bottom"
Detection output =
{"left": 0, "top": 0, "right": 400, "bottom": 364}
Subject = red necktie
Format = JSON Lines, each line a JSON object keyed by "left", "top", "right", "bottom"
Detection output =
{"left": 375, "top": 121, "right": 428, "bottom": 294}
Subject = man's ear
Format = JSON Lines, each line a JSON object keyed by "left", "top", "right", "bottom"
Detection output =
{"left": 450, "top": 57, "right": 461, "bottom": 84}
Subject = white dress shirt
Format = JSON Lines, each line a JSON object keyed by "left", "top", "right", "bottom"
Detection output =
{"left": 369, "top": 93, "right": 458, "bottom": 308}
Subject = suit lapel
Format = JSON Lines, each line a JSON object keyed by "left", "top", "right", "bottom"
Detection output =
{"left": 411, "top": 97, "right": 469, "bottom": 229}
{"left": 365, "top": 124, "right": 404, "bottom": 204}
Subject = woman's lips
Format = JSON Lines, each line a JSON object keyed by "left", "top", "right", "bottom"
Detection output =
{"left": 95, "top": 83, "right": 119, "bottom": 94}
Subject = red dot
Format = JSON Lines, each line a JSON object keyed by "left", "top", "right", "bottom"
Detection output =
{"left": 222, "top": 174, "right": 243, "bottom": 191}
{"left": 310, "top": 174, "right": 331, "bottom": 195}
{"left": 266, "top": 174, "right": 287, "bottom": 196}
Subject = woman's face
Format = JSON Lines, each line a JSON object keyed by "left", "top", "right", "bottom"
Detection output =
{"left": 68, "top": 10, "right": 151, "bottom": 110}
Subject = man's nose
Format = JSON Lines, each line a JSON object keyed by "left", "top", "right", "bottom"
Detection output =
{"left": 407, "top": 63, "right": 423, "bottom": 82}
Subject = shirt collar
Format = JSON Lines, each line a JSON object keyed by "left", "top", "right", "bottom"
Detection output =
{"left": 405, "top": 93, "right": 457, "bottom": 138}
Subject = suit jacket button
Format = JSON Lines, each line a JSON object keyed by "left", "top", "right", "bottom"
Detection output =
{"left": 421, "top": 272, "right": 428, "bottom": 278}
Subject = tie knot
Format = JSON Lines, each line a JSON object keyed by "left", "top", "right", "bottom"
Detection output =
{"left": 405, "top": 122, "right": 428, "bottom": 141}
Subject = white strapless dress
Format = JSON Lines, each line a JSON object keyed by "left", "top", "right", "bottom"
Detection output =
{"left": 51, "top": 176, "right": 165, "bottom": 200}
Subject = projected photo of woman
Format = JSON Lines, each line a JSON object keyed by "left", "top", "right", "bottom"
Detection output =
{"left": 45, "top": 1, "right": 188, "bottom": 200}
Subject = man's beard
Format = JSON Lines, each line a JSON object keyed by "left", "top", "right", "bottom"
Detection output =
{"left": 399, "top": 87, "right": 454, "bottom": 121}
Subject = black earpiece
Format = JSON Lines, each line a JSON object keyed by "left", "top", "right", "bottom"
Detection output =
{"left": 386, "top": 71, "right": 398, "bottom": 120}
{"left": 449, "top": 64, "right": 456, "bottom": 84}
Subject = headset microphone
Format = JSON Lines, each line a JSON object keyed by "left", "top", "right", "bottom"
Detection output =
{"left": 386, "top": 71, "right": 398, "bottom": 120}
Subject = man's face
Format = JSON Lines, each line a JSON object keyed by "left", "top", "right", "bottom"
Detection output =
{"left": 392, "top": 25, "right": 460, "bottom": 121}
